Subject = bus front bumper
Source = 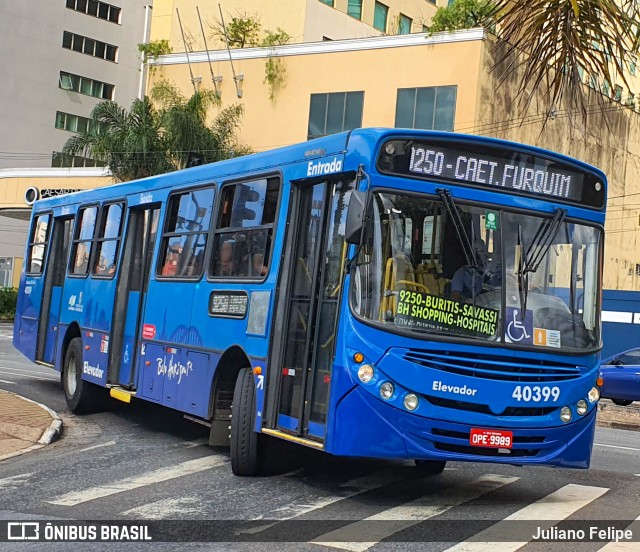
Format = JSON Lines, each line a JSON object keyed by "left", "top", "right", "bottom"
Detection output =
{"left": 330, "top": 386, "right": 596, "bottom": 469}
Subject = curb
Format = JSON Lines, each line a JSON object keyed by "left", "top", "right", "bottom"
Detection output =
{"left": 596, "top": 400, "right": 640, "bottom": 432}
{"left": 1, "top": 391, "right": 63, "bottom": 445}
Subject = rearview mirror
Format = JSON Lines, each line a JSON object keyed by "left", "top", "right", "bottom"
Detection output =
{"left": 345, "top": 190, "right": 366, "bottom": 245}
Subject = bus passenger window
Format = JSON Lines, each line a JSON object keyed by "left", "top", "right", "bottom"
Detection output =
{"left": 70, "top": 206, "right": 98, "bottom": 276}
{"left": 92, "top": 203, "right": 123, "bottom": 278}
{"left": 157, "top": 187, "right": 214, "bottom": 279}
{"left": 26, "top": 214, "right": 51, "bottom": 275}
{"left": 210, "top": 178, "right": 280, "bottom": 279}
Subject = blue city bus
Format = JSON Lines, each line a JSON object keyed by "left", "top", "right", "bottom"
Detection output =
{"left": 14, "top": 128, "right": 606, "bottom": 475}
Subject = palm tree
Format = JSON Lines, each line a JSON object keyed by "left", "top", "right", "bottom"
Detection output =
{"left": 491, "top": 0, "right": 640, "bottom": 124}
{"left": 427, "top": 1, "right": 640, "bottom": 125}
{"left": 63, "top": 82, "right": 250, "bottom": 182}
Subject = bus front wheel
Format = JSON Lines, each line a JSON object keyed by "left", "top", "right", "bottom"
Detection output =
{"left": 230, "top": 367, "right": 264, "bottom": 476}
{"left": 63, "top": 337, "right": 101, "bottom": 414}
{"left": 415, "top": 459, "right": 446, "bottom": 475}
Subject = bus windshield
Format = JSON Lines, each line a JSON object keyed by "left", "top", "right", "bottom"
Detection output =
{"left": 351, "top": 191, "right": 601, "bottom": 352}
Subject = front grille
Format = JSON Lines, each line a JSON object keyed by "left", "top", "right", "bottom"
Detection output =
{"left": 425, "top": 394, "right": 557, "bottom": 416}
{"left": 433, "top": 442, "right": 540, "bottom": 457}
{"left": 404, "top": 349, "right": 582, "bottom": 382}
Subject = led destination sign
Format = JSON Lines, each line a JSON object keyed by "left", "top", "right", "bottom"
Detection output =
{"left": 377, "top": 139, "right": 604, "bottom": 208}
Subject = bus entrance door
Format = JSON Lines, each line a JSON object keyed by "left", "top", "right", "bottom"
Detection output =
{"left": 36, "top": 217, "right": 73, "bottom": 365}
{"left": 108, "top": 207, "right": 159, "bottom": 388}
{"left": 272, "top": 179, "right": 349, "bottom": 444}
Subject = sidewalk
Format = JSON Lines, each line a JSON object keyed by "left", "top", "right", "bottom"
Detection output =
{"left": 597, "top": 399, "right": 640, "bottom": 431}
{"left": 0, "top": 389, "right": 62, "bottom": 461}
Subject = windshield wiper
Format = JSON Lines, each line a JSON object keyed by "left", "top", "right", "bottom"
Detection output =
{"left": 516, "top": 208, "right": 567, "bottom": 314}
{"left": 523, "top": 208, "right": 566, "bottom": 273}
{"left": 437, "top": 188, "right": 477, "bottom": 270}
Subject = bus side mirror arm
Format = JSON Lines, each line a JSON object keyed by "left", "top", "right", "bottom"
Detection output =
{"left": 345, "top": 190, "right": 367, "bottom": 245}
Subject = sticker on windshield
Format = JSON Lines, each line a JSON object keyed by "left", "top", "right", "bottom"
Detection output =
{"left": 533, "top": 328, "right": 561, "bottom": 348}
{"left": 485, "top": 211, "right": 499, "bottom": 230}
{"left": 395, "top": 290, "right": 498, "bottom": 338}
{"left": 505, "top": 307, "right": 533, "bottom": 344}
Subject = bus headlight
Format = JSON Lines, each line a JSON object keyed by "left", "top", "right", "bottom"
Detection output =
{"left": 380, "top": 382, "right": 394, "bottom": 400}
{"left": 560, "top": 406, "right": 572, "bottom": 423}
{"left": 403, "top": 393, "right": 419, "bottom": 411}
{"left": 576, "top": 400, "right": 588, "bottom": 416}
{"left": 357, "top": 364, "right": 374, "bottom": 383}
{"left": 588, "top": 386, "right": 600, "bottom": 403}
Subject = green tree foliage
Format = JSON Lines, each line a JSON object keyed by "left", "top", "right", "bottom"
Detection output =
{"left": 63, "top": 82, "right": 251, "bottom": 182}
{"left": 0, "top": 288, "right": 17, "bottom": 321}
{"left": 211, "top": 14, "right": 262, "bottom": 48}
{"left": 262, "top": 28, "right": 291, "bottom": 101}
{"left": 426, "top": 0, "right": 497, "bottom": 33}
{"left": 137, "top": 39, "right": 172, "bottom": 62}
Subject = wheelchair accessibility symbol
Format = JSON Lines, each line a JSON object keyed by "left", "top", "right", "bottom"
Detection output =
{"left": 505, "top": 307, "right": 533, "bottom": 344}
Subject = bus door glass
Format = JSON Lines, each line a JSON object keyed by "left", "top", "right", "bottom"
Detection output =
{"left": 275, "top": 179, "right": 353, "bottom": 441}
{"left": 109, "top": 207, "right": 160, "bottom": 387}
{"left": 36, "top": 217, "right": 73, "bottom": 364}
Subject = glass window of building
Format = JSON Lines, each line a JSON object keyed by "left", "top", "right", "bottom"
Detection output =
{"left": 398, "top": 14, "right": 412, "bottom": 34}
{"left": 347, "top": 0, "right": 363, "bottom": 20}
{"left": 395, "top": 86, "right": 457, "bottom": 131}
{"left": 374, "top": 2, "right": 389, "bottom": 32}
{"left": 308, "top": 91, "right": 364, "bottom": 140}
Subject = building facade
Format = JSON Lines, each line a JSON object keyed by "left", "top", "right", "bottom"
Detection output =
{"left": 0, "top": 0, "right": 152, "bottom": 170}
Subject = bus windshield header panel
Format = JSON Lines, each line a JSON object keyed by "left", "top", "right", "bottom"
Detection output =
{"left": 377, "top": 139, "right": 605, "bottom": 209}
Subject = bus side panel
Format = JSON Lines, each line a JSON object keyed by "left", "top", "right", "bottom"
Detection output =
{"left": 174, "top": 351, "right": 214, "bottom": 417}
{"left": 138, "top": 342, "right": 164, "bottom": 402}
{"left": 134, "top": 280, "right": 207, "bottom": 409}
{"left": 80, "top": 330, "right": 109, "bottom": 385}
{"left": 17, "top": 277, "right": 46, "bottom": 361}
{"left": 43, "top": 286, "right": 63, "bottom": 363}
{"left": 117, "top": 290, "right": 141, "bottom": 386}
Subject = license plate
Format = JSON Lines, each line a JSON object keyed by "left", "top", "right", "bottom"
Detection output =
{"left": 469, "top": 428, "right": 513, "bottom": 449}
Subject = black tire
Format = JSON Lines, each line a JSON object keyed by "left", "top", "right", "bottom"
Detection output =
{"left": 230, "top": 367, "right": 264, "bottom": 476}
{"left": 612, "top": 399, "right": 633, "bottom": 407}
{"left": 415, "top": 459, "right": 446, "bottom": 475}
{"left": 62, "top": 337, "right": 102, "bottom": 414}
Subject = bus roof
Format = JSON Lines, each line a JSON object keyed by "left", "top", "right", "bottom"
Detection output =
{"left": 32, "top": 128, "right": 607, "bottom": 211}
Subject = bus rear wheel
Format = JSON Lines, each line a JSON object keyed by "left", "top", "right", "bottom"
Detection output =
{"left": 63, "top": 337, "right": 102, "bottom": 414}
{"left": 230, "top": 367, "right": 264, "bottom": 476}
{"left": 415, "top": 459, "right": 446, "bottom": 475}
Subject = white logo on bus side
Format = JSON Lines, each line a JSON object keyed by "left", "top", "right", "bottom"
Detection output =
{"left": 140, "top": 193, "right": 153, "bottom": 204}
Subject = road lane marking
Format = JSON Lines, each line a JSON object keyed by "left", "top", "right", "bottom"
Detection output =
{"left": 595, "top": 443, "right": 640, "bottom": 452}
{"left": 0, "top": 367, "right": 58, "bottom": 381}
{"left": 312, "top": 474, "right": 519, "bottom": 551}
{"left": 181, "top": 437, "right": 209, "bottom": 448}
{"left": 239, "top": 468, "right": 417, "bottom": 535}
{"left": 48, "top": 456, "right": 228, "bottom": 506}
{"left": 0, "top": 473, "right": 33, "bottom": 490}
{"left": 0, "top": 365, "right": 58, "bottom": 377}
{"left": 121, "top": 497, "right": 205, "bottom": 519}
{"left": 598, "top": 515, "right": 640, "bottom": 551}
{"left": 442, "top": 484, "right": 608, "bottom": 552}
{"left": 78, "top": 441, "right": 116, "bottom": 453}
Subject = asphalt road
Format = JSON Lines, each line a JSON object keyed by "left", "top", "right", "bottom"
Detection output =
{"left": 1, "top": 323, "right": 640, "bottom": 551}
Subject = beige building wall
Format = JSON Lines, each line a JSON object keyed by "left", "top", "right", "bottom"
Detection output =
{"left": 149, "top": 0, "right": 443, "bottom": 51}
{"left": 150, "top": 31, "right": 484, "bottom": 150}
